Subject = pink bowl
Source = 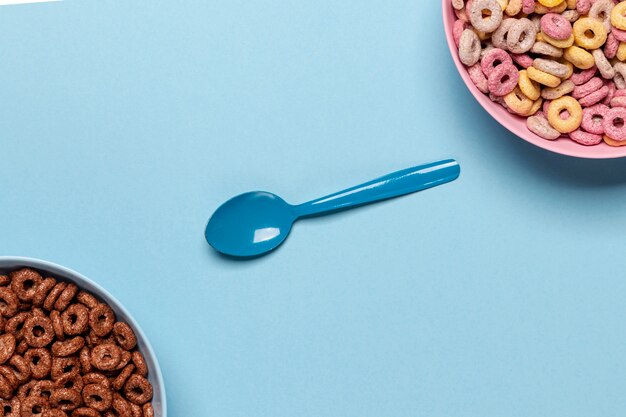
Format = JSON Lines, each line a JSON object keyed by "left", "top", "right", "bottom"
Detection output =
{"left": 442, "top": 0, "right": 626, "bottom": 159}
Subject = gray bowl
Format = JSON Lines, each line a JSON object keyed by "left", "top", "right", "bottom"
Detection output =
{"left": 0, "top": 257, "right": 167, "bottom": 417}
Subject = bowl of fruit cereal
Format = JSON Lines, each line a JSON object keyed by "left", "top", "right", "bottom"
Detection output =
{"left": 443, "top": 0, "right": 626, "bottom": 158}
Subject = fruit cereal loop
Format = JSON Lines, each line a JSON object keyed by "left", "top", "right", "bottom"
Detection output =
{"left": 604, "top": 135, "right": 626, "bottom": 146}
{"left": 23, "top": 315, "right": 55, "bottom": 348}
{"left": 570, "top": 66, "right": 598, "bottom": 85}
{"left": 531, "top": 41, "right": 563, "bottom": 59}
{"left": 511, "top": 53, "right": 534, "bottom": 68}
{"left": 541, "top": 80, "right": 574, "bottom": 99}
{"left": 492, "top": 18, "right": 515, "bottom": 49}
{"left": 0, "top": 288, "right": 20, "bottom": 318}
{"left": 603, "top": 80, "right": 616, "bottom": 105}
{"left": 61, "top": 305, "right": 89, "bottom": 337}
{"left": 527, "top": 66, "right": 561, "bottom": 87}
{"left": 469, "top": 0, "right": 503, "bottom": 33}
{"left": 589, "top": 0, "right": 614, "bottom": 33}
{"left": 130, "top": 352, "right": 147, "bottom": 378}
{"left": 611, "top": 27, "right": 626, "bottom": 43}
{"left": 533, "top": 58, "right": 569, "bottom": 78}
{"left": 527, "top": 114, "right": 562, "bottom": 139}
{"left": 20, "top": 395, "right": 49, "bottom": 417}
{"left": 468, "top": 64, "right": 489, "bottom": 93}
{"left": 603, "top": 107, "right": 626, "bottom": 141}
{"left": 24, "top": 348, "right": 52, "bottom": 380}
{"left": 507, "top": 18, "right": 537, "bottom": 53}
{"left": 458, "top": 29, "right": 482, "bottom": 66}
{"left": 563, "top": 46, "right": 594, "bottom": 69}
{"left": 604, "top": 33, "right": 619, "bottom": 59}
{"left": 519, "top": 70, "right": 541, "bottom": 100}
{"left": 88, "top": 306, "right": 115, "bottom": 338}
{"left": 10, "top": 269, "right": 42, "bottom": 303}
{"left": 52, "top": 337, "right": 85, "bottom": 358}
{"left": 452, "top": 0, "right": 465, "bottom": 10}
{"left": 611, "top": 96, "right": 626, "bottom": 107}
{"left": 573, "top": 17, "right": 608, "bottom": 50}
{"left": 50, "top": 311, "right": 65, "bottom": 342}
{"left": 573, "top": 77, "right": 603, "bottom": 99}
{"left": 561, "top": 10, "right": 580, "bottom": 23}
{"left": 504, "top": 88, "right": 534, "bottom": 115}
{"left": 579, "top": 86, "right": 610, "bottom": 107}
{"left": 43, "top": 283, "right": 67, "bottom": 312}
{"left": 481, "top": 48, "right": 513, "bottom": 76}
{"left": 50, "top": 389, "right": 82, "bottom": 412}
{"left": 82, "top": 383, "right": 112, "bottom": 412}
{"left": 614, "top": 63, "right": 626, "bottom": 90}
{"left": 488, "top": 62, "right": 519, "bottom": 95}
{"left": 453, "top": 19, "right": 468, "bottom": 47}
{"left": 505, "top": 0, "right": 522, "bottom": 16}
{"left": 123, "top": 375, "right": 152, "bottom": 406}
{"left": 76, "top": 292, "right": 99, "bottom": 310}
{"left": 541, "top": 13, "right": 572, "bottom": 40}
{"left": 541, "top": 31, "right": 575, "bottom": 48}
{"left": 90, "top": 344, "right": 121, "bottom": 372}
{"left": 54, "top": 284, "right": 77, "bottom": 312}
{"left": 547, "top": 96, "right": 583, "bottom": 133}
{"left": 577, "top": 0, "right": 591, "bottom": 14}
{"left": 611, "top": 2, "right": 626, "bottom": 31}
{"left": 592, "top": 49, "right": 615, "bottom": 79}
{"left": 0, "top": 334, "right": 16, "bottom": 366}
{"left": 112, "top": 323, "right": 136, "bottom": 351}
{"left": 143, "top": 403, "right": 154, "bottom": 417}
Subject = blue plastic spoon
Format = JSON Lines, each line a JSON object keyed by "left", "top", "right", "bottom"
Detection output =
{"left": 205, "top": 159, "right": 460, "bottom": 258}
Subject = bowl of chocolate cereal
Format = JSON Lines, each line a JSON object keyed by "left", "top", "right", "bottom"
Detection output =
{"left": 0, "top": 257, "right": 166, "bottom": 417}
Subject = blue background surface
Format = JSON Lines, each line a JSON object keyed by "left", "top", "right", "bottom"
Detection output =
{"left": 2, "top": 1, "right": 626, "bottom": 416}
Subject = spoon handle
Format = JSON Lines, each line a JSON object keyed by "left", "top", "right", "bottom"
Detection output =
{"left": 293, "top": 159, "right": 460, "bottom": 218}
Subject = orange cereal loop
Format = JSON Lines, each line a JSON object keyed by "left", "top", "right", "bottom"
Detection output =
{"left": 52, "top": 337, "right": 85, "bottom": 358}
{"left": 32, "top": 278, "right": 57, "bottom": 308}
{"left": 82, "top": 383, "right": 113, "bottom": 412}
{"left": 0, "top": 334, "right": 16, "bottom": 365}
{"left": 23, "top": 315, "right": 55, "bottom": 348}
{"left": 90, "top": 344, "right": 122, "bottom": 371}
{"left": 131, "top": 351, "right": 147, "bottom": 378}
{"left": 0, "top": 287, "right": 20, "bottom": 318}
{"left": 143, "top": 403, "right": 154, "bottom": 417}
{"left": 24, "top": 348, "right": 52, "bottom": 380}
{"left": 9, "top": 269, "right": 42, "bottom": 302}
{"left": 43, "top": 283, "right": 67, "bottom": 312}
{"left": 50, "top": 388, "right": 82, "bottom": 412}
{"left": 54, "top": 284, "right": 78, "bottom": 312}
{"left": 50, "top": 310, "right": 65, "bottom": 342}
{"left": 88, "top": 305, "right": 115, "bottom": 338}
{"left": 113, "top": 364, "right": 135, "bottom": 391}
{"left": 76, "top": 292, "right": 99, "bottom": 310}
{"left": 61, "top": 305, "right": 89, "bottom": 336}
{"left": 123, "top": 375, "right": 153, "bottom": 406}
{"left": 604, "top": 135, "right": 626, "bottom": 146}
{"left": 113, "top": 323, "right": 137, "bottom": 351}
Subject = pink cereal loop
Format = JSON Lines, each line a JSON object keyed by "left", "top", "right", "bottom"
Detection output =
{"left": 522, "top": 0, "right": 535, "bottom": 14}
{"left": 453, "top": 20, "right": 467, "bottom": 47}
{"left": 612, "top": 27, "right": 626, "bottom": 42}
{"left": 582, "top": 104, "right": 609, "bottom": 135}
{"left": 572, "top": 77, "right": 603, "bottom": 99}
{"left": 603, "top": 107, "right": 626, "bottom": 142}
{"left": 579, "top": 86, "right": 609, "bottom": 107}
{"left": 511, "top": 53, "right": 533, "bottom": 68}
{"left": 605, "top": 34, "right": 619, "bottom": 59}
{"left": 540, "top": 13, "right": 573, "bottom": 40}
{"left": 480, "top": 48, "right": 512, "bottom": 76}
{"left": 577, "top": 0, "right": 592, "bottom": 14}
{"left": 488, "top": 63, "right": 519, "bottom": 96}
{"left": 468, "top": 64, "right": 489, "bottom": 93}
{"left": 610, "top": 96, "right": 626, "bottom": 108}
{"left": 570, "top": 67, "right": 598, "bottom": 86}
{"left": 603, "top": 80, "right": 616, "bottom": 105}
{"left": 570, "top": 129, "right": 603, "bottom": 145}
{"left": 614, "top": 89, "right": 626, "bottom": 98}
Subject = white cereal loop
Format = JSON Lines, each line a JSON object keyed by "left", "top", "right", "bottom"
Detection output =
{"left": 492, "top": 18, "right": 516, "bottom": 50}
{"left": 533, "top": 58, "right": 570, "bottom": 78}
{"left": 589, "top": 0, "right": 614, "bottom": 33}
{"left": 541, "top": 80, "right": 575, "bottom": 100}
{"left": 592, "top": 49, "right": 615, "bottom": 79}
{"left": 561, "top": 10, "right": 579, "bottom": 23}
{"left": 459, "top": 29, "right": 482, "bottom": 66}
{"left": 530, "top": 41, "right": 563, "bottom": 58}
{"left": 506, "top": 18, "right": 537, "bottom": 54}
{"left": 469, "top": 0, "right": 504, "bottom": 33}
{"left": 452, "top": 0, "right": 465, "bottom": 11}
{"left": 613, "top": 62, "right": 626, "bottom": 89}
{"left": 527, "top": 115, "right": 561, "bottom": 140}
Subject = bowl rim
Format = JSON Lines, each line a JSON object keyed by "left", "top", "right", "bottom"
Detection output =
{"left": 0, "top": 256, "right": 167, "bottom": 417}
{"left": 441, "top": 0, "right": 626, "bottom": 159}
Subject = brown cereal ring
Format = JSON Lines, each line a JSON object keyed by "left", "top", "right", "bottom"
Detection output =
{"left": 76, "top": 292, "right": 99, "bottom": 310}
{"left": 0, "top": 374, "right": 14, "bottom": 400}
{"left": 25, "top": 348, "right": 52, "bottom": 380}
{"left": 9, "top": 269, "right": 42, "bottom": 302}
{"left": 32, "top": 278, "right": 57, "bottom": 308}
{"left": 20, "top": 395, "right": 48, "bottom": 417}
{"left": 1, "top": 397, "right": 21, "bottom": 417}
{"left": 50, "top": 389, "right": 82, "bottom": 412}
{"left": 8, "top": 355, "right": 31, "bottom": 384}
{"left": 61, "top": 305, "right": 89, "bottom": 337}
{"left": 56, "top": 373, "right": 84, "bottom": 392}
{"left": 142, "top": 403, "right": 154, "bottom": 417}
{"left": 86, "top": 331, "right": 114, "bottom": 349}
{"left": 130, "top": 352, "right": 147, "bottom": 378}
{"left": 70, "top": 408, "right": 99, "bottom": 417}
{"left": 6, "top": 312, "right": 32, "bottom": 341}
{"left": 0, "top": 276, "right": 10, "bottom": 287}
{"left": 122, "top": 375, "right": 152, "bottom": 406}
{"left": 81, "top": 384, "right": 112, "bottom": 412}
{"left": 81, "top": 374, "right": 110, "bottom": 389}
{"left": 114, "top": 351, "right": 131, "bottom": 372}
{"left": 18, "top": 380, "right": 37, "bottom": 399}
{"left": 0, "top": 366, "right": 19, "bottom": 390}
{"left": 43, "top": 283, "right": 67, "bottom": 312}
{"left": 52, "top": 338, "right": 85, "bottom": 358}
{"left": 112, "top": 323, "right": 136, "bottom": 351}
{"left": 16, "top": 340, "right": 29, "bottom": 355}
{"left": 79, "top": 348, "right": 92, "bottom": 374}
{"left": 90, "top": 345, "right": 121, "bottom": 372}
{"left": 111, "top": 394, "right": 131, "bottom": 417}
{"left": 54, "top": 284, "right": 78, "bottom": 312}
{"left": 51, "top": 357, "right": 80, "bottom": 380}
{"left": 0, "top": 316, "right": 7, "bottom": 333}
{"left": 129, "top": 403, "right": 142, "bottom": 417}
{"left": 23, "top": 316, "right": 55, "bottom": 348}
{"left": 0, "top": 334, "right": 16, "bottom": 365}
{"left": 88, "top": 306, "right": 114, "bottom": 338}
{"left": 32, "top": 380, "right": 55, "bottom": 401}
{"left": 44, "top": 410, "right": 68, "bottom": 417}
{"left": 112, "top": 365, "right": 135, "bottom": 392}
{"left": 0, "top": 288, "right": 19, "bottom": 318}
{"left": 50, "top": 311, "right": 65, "bottom": 342}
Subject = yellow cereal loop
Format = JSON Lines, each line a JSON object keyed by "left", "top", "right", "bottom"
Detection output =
{"left": 518, "top": 70, "right": 542, "bottom": 100}
{"left": 522, "top": 98, "right": 543, "bottom": 116}
{"left": 535, "top": 2, "right": 567, "bottom": 14}
{"left": 504, "top": 87, "right": 534, "bottom": 115}
{"left": 566, "top": 0, "right": 576, "bottom": 9}
{"left": 527, "top": 66, "right": 562, "bottom": 87}
{"left": 563, "top": 45, "right": 595, "bottom": 69}
{"left": 561, "top": 61, "right": 574, "bottom": 79}
{"left": 573, "top": 18, "right": 607, "bottom": 50}
{"left": 496, "top": 0, "right": 508, "bottom": 10}
{"left": 541, "top": 32, "right": 575, "bottom": 48}
{"left": 604, "top": 135, "right": 626, "bottom": 147}
{"left": 505, "top": 0, "right": 522, "bottom": 16}
{"left": 618, "top": 42, "right": 626, "bottom": 61}
{"left": 611, "top": 2, "right": 626, "bottom": 31}
{"left": 538, "top": 0, "right": 563, "bottom": 7}
{"left": 547, "top": 96, "right": 583, "bottom": 133}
